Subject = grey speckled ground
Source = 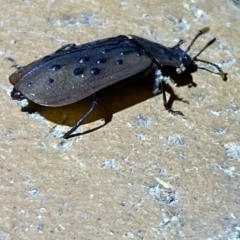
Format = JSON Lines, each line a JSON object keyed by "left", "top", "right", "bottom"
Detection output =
{"left": 0, "top": 0, "right": 240, "bottom": 239}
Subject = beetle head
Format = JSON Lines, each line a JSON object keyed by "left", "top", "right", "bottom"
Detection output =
{"left": 175, "top": 28, "right": 227, "bottom": 81}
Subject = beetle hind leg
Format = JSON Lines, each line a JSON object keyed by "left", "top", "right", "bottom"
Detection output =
{"left": 11, "top": 88, "right": 25, "bottom": 101}
{"left": 62, "top": 92, "right": 101, "bottom": 139}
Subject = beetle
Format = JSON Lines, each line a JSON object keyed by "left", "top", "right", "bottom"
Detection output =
{"left": 8, "top": 27, "right": 227, "bottom": 139}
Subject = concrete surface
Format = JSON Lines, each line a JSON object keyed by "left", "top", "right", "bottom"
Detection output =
{"left": 0, "top": 0, "right": 239, "bottom": 239}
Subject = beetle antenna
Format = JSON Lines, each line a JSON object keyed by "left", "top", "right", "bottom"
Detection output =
{"left": 190, "top": 36, "right": 227, "bottom": 81}
{"left": 172, "top": 39, "right": 185, "bottom": 48}
{"left": 185, "top": 27, "right": 210, "bottom": 53}
{"left": 192, "top": 38, "right": 216, "bottom": 59}
{"left": 194, "top": 58, "right": 227, "bottom": 81}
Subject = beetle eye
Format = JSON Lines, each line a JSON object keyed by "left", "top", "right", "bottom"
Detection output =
{"left": 181, "top": 55, "right": 191, "bottom": 66}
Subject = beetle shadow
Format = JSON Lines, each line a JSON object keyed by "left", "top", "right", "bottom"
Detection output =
{"left": 20, "top": 66, "right": 196, "bottom": 137}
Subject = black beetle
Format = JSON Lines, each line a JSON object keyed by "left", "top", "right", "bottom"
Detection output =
{"left": 8, "top": 27, "right": 227, "bottom": 139}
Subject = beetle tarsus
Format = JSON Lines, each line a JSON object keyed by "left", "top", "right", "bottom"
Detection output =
{"left": 11, "top": 88, "right": 25, "bottom": 100}
{"left": 5, "top": 57, "right": 22, "bottom": 70}
{"left": 167, "top": 108, "right": 184, "bottom": 116}
{"left": 55, "top": 43, "right": 77, "bottom": 52}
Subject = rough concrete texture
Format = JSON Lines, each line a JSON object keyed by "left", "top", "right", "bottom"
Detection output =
{"left": 0, "top": 0, "right": 240, "bottom": 239}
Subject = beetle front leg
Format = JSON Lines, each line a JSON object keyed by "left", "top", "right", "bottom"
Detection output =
{"left": 152, "top": 68, "right": 162, "bottom": 94}
{"left": 160, "top": 81, "right": 184, "bottom": 116}
{"left": 152, "top": 65, "right": 183, "bottom": 116}
{"left": 152, "top": 64, "right": 176, "bottom": 94}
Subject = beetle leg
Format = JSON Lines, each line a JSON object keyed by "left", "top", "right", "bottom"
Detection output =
{"left": 152, "top": 64, "right": 176, "bottom": 94}
{"left": 160, "top": 81, "right": 184, "bottom": 116}
{"left": 152, "top": 64, "right": 183, "bottom": 116}
{"left": 11, "top": 88, "right": 25, "bottom": 100}
{"left": 56, "top": 43, "right": 77, "bottom": 51}
{"left": 152, "top": 67, "right": 162, "bottom": 94}
{"left": 62, "top": 92, "right": 101, "bottom": 139}
{"left": 152, "top": 65, "right": 183, "bottom": 115}
{"left": 5, "top": 57, "right": 22, "bottom": 70}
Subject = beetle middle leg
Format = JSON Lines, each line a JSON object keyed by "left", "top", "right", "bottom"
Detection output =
{"left": 160, "top": 81, "right": 184, "bottom": 115}
{"left": 62, "top": 92, "right": 101, "bottom": 139}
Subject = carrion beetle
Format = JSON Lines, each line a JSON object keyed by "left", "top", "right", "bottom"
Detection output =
{"left": 8, "top": 27, "right": 227, "bottom": 139}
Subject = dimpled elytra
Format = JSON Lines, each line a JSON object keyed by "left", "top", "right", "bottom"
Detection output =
{"left": 9, "top": 27, "right": 227, "bottom": 139}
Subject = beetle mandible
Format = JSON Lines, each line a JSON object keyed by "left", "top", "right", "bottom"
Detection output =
{"left": 8, "top": 27, "right": 227, "bottom": 139}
